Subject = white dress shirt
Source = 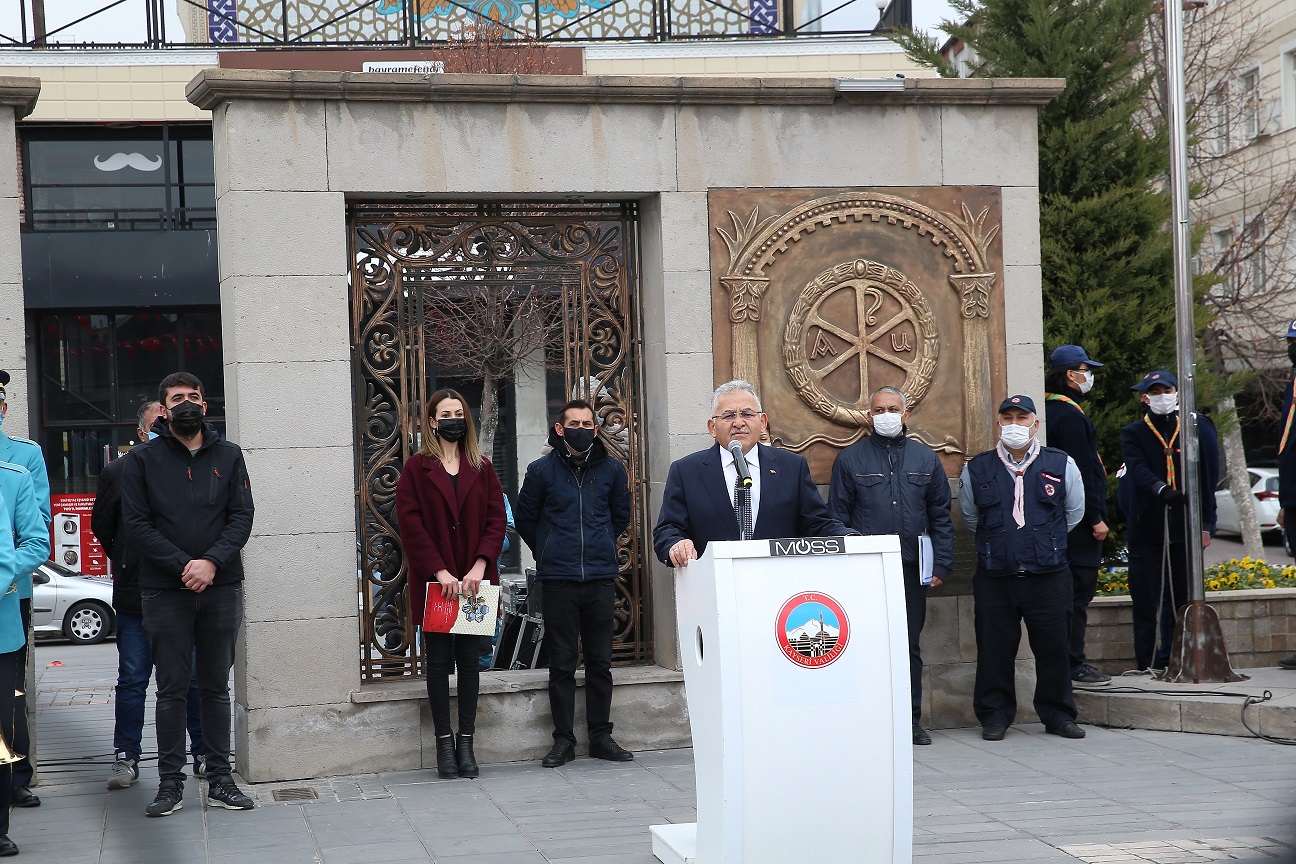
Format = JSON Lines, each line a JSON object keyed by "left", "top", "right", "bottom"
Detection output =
{"left": 720, "top": 443, "right": 762, "bottom": 531}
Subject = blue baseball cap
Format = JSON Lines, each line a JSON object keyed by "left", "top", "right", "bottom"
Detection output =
{"left": 1131, "top": 370, "right": 1178, "bottom": 392}
{"left": 997, "top": 395, "right": 1037, "bottom": 414}
{"left": 1285, "top": 318, "right": 1296, "bottom": 338}
{"left": 1048, "top": 345, "right": 1104, "bottom": 368}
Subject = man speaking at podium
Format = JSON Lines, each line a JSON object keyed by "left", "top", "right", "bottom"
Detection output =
{"left": 653, "top": 380, "right": 851, "bottom": 568}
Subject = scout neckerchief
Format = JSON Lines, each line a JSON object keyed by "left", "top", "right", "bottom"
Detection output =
{"left": 1046, "top": 392, "right": 1107, "bottom": 474}
{"left": 1143, "top": 413, "right": 1181, "bottom": 490}
{"left": 996, "top": 440, "right": 1040, "bottom": 528}
{"left": 1280, "top": 378, "right": 1296, "bottom": 455}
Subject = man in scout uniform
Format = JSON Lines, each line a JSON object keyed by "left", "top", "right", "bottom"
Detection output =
{"left": 1276, "top": 319, "right": 1296, "bottom": 668}
{"left": 1117, "top": 370, "right": 1218, "bottom": 673}
{"left": 1044, "top": 345, "right": 1112, "bottom": 685}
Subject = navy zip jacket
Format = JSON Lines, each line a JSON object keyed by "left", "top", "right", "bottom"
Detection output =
{"left": 120, "top": 418, "right": 255, "bottom": 590}
{"left": 515, "top": 427, "right": 632, "bottom": 582}
{"left": 827, "top": 430, "right": 954, "bottom": 573}
{"left": 1044, "top": 392, "right": 1108, "bottom": 568}
{"left": 1118, "top": 409, "right": 1218, "bottom": 550}
{"left": 91, "top": 454, "right": 144, "bottom": 614}
{"left": 1280, "top": 373, "right": 1296, "bottom": 512}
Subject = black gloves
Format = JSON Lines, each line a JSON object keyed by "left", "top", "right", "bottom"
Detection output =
{"left": 1159, "top": 485, "right": 1187, "bottom": 505}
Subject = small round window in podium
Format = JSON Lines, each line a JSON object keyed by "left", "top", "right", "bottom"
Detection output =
{"left": 775, "top": 592, "right": 850, "bottom": 669}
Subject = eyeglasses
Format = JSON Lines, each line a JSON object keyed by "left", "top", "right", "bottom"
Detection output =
{"left": 712, "top": 409, "right": 762, "bottom": 422}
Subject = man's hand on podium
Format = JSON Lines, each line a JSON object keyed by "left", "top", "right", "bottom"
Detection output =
{"left": 669, "top": 539, "right": 698, "bottom": 568}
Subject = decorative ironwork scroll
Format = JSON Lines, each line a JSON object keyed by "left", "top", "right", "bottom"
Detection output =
{"left": 350, "top": 202, "right": 649, "bottom": 683}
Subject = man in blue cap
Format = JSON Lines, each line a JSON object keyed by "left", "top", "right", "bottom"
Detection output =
{"left": 1117, "top": 370, "right": 1218, "bottom": 672}
{"left": 1045, "top": 346, "right": 1112, "bottom": 686}
{"left": 960, "top": 395, "right": 1087, "bottom": 741}
{"left": 1276, "top": 319, "right": 1296, "bottom": 668}
{"left": 0, "top": 371, "right": 50, "bottom": 809}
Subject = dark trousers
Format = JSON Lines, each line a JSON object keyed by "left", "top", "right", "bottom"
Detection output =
{"left": 1128, "top": 543, "right": 1190, "bottom": 671}
{"left": 900, "top": 562, "right": 927, "bottom": 725}
{"left": 141, "top": 583, "right": 243, "bottom": 784}
{"left": 0, "top": 646, "right": 20, "bottom": 835}
{"left": 114, "top": 612, "right": 204, "bottom": 761}
{"left": 11, "top": 600, "right": 29, "bottom": 789}
{"left": 542, "top": 579, "right": 616, "bottom": 745}
{"left": 424, "top": 631, "right": 485, "bottom": 737}
{"left": 1068, "top": 563, "right": 1099, "bottom": 672}
{"left": 972, "top": 570, "right": 1077, "bottom": 728}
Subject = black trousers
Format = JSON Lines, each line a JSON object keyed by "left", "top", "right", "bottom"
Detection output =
{"left": 1128, "top": 543, "right": 1190, "bottom": 671}
{"left": 1067, "top": 563, "right": 1099, "bottom": 672}
{"left": 0, "top": 646, "right": 19, "bottom": 836}
{"left": 11, "top": 599, "right": 29, "bottom": 789}
{"left": 542, "top": 579, "right": 616, "bottom": 745}
{"left": 141, "top": 584, "right": 243, "bottom": 784}
{"left": 424, "top": 631, "right": 485, "bottom": 737}
{"left": 900, "top": 562, "right": 927, "bottom": 724}
{"left": 972, "top": 569, "right": 1077, "bottom": 728}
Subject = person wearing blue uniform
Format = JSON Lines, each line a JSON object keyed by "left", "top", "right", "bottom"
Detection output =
{"left": 0, "top": 371, "right": 50, "bottom": 809}
{"left": 960, "top": 395, "right": 1087, "bottom": 742}
{"left": 1274, "top": 320, "right": 1296, "bottom": 669}
{"left": 0, "top": 456, "right": 53, "bottom": 855}
{"left": 1044, "top": 345, "right": 1112, "bottom": 686}
{"left": 1117, "top": 370, "right": 1218, "bottom": 673}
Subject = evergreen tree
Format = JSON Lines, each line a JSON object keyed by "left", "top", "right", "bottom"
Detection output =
{"left": 894, "top": 0, "right": 1176, "bottom": 467}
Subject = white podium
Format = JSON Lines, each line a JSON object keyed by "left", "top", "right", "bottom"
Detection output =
{"left": 650, "top": 535, "right": 913, "bottom": 864}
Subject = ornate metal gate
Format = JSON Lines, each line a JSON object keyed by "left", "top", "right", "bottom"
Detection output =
{"left": 350, "top": 202, "right": 650, "bottom": 682}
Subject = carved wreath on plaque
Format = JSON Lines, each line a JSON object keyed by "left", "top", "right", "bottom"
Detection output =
{"left": 783, "top": 259, "right": 939, "bottom": 428}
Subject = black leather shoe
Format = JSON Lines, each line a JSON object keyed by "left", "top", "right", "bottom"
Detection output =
{"left": 589, "top": 736, "right": 634, "bottom": 762}
{"left": 1045, "top": 720, "right": 1086, "bottom": 739}
{"left": 542, "top": 740, "right": 575, "bottom": 768}
{"left": 456, "top": 734, "right": 479, "bottom": 779}
{"left": 435, "top": 735, "right": 458, "bottom": 779}
{"left": 912, "top": 724, "right": 932, "bottom": 746}
{"left": 0, "top": 834, "right": 17, "bottom": 856}
{"left": 11, "top": 786, "right": 39, "bottom": 807}
{"left": 981, "top": 724, "right": 1007, "bottom": 741}
{"left": 1278, "top": 653, "right": 1296, "bottom": 670}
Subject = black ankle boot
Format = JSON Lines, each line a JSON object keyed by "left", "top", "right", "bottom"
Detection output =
{"left": 435, "top": 735, "right": 458, "bottom": 779}
{"left": 456, "top": 733, "right": 479, "bottom": 779}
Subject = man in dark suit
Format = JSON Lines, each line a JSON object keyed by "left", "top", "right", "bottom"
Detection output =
{"left": 653, "top": 380, "right": 851, "bottom": 567}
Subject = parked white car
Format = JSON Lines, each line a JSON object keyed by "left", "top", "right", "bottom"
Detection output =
{"left": 32, "top": 561, "right": 115, "bottom": 645}
{"left": 1214, "top": 468, "right": 1282, "bottom": 539}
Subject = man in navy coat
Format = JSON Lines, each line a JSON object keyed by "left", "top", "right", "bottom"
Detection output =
{"left": 1275, "top": 319, "right": 1296, "bottom": 668}
{"left": 653, "top": 380, "right": 851, "bottom": 568}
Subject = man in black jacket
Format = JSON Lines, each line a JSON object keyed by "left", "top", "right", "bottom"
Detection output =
{"left": 92, "top": 400, "right": 205, "bottom": 791}
{"left": 828, "top": 386, "right": 954, "bottom": 747}
{"left": 1044, "top": 345, "right": 1112, "bottom": 686}
{"left": 121, "top": 373, "right": 255, "bottom": 817}
{"left": 516, "top": 399, "right": 633, "bottom": 768}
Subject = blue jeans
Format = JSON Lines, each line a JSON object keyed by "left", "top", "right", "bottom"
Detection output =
{"left": 114, "top": 612, "right": 204, "bottom": 761}
{"left": 141, "top": 584, "right": 243, "bottom": 784}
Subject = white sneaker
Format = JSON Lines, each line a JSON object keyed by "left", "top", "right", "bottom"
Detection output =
{"left": 107, "top": 756, "right": 138, "bottom": 790}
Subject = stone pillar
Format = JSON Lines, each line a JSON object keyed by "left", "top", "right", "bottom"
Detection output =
{"left": 0, "top": 79, "right": 40, "bottom": 436}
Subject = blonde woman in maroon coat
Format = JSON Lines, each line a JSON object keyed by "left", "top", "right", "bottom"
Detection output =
{"left": 395, "top": 389, "right": 506, "bottom": 779}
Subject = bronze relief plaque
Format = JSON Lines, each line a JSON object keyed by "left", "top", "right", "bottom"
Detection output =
{"left": 709, "top": 187, "right": 1008, "bottom": 482}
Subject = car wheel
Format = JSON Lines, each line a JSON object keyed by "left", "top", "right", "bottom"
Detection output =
{"left": 63, "top": 601, "right": 112, "bottom": 645}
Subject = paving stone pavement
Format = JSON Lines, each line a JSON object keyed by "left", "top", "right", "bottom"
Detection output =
{"left": 16, "top": 643, "right": 1296, "bottom": 863}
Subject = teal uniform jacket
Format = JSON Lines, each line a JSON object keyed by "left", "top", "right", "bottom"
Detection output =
{"left": 0, "top": 431, "right": 51, "bottom": 600}
{"left": 0, "top": 467, "right": 34, "bottom": 654}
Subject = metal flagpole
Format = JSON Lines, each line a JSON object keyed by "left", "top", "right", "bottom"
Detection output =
{"left": 1163, "top": 0, "right": 1243, "bottom": 684}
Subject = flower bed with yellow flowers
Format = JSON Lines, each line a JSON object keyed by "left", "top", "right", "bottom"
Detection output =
{"left": 1096, "top": 557, "right": 1296, "bottom": 597}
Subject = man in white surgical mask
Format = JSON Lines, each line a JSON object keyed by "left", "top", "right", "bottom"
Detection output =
{"left": 1117, "top": 370, "right": 1219, "bottom": 674}
{"left": 959, "top": 395, "right": 1087, "bottom": 743}
{"left": 828, "top": 386, "right": 954, "bottom": 747}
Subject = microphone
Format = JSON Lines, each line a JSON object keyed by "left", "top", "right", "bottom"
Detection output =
{"left": 729, "top": 440, "right": 753, "bottom": 489}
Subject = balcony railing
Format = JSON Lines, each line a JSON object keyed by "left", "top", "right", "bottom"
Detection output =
{"left": 23, "top": 207, "right": 217, "bottom": 232}
{"left": 0, "top": 0, "right": 908, "bottom": 48}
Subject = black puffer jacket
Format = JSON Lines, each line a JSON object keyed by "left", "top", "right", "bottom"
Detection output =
{"left": 120, "top": 419, "right": 255, "bottom": 590}
{"left": 91, "top": 453, "right": 143, "bottom": 614}
{"left": 515, "top": 427, "right": 632, "bottom": 581}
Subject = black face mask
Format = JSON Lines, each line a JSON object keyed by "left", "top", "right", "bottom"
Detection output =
{"left": 1288, "top": 341, "right": 1296, "bottom": 368}
{"left": 168, "top": 400, "right": 204, "bottom": 438}
{"left": 435, "top": 418, "right": 468, "bottom": 444}
{"left": 562, "top": 427, "right": 596, "bottom": 454}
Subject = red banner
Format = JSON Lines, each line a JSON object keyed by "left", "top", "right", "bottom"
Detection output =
{"left": 50, "top": 494, "right": 108, "bottom": 576}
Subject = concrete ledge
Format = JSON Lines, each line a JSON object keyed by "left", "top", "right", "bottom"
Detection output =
{"left": 0, "top": 76, "right": 39, "bottom": 118}
{"left": 187, "top": 69, "right": 1065, "bottom": 110}
{"left": 351, "top": 663, "right": 685, "bottom": 703}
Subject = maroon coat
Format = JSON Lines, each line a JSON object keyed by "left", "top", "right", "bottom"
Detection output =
{"left": 395, "top": 453, "right": 507, "bottom": 629}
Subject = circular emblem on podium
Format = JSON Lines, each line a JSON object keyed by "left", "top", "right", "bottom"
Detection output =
{"left": 775, "top": 592, "right": 850, "bottom": 668}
